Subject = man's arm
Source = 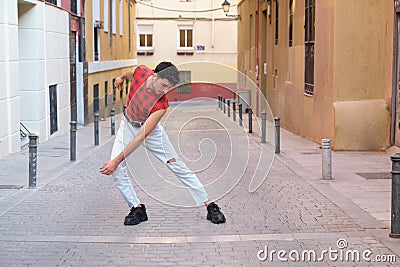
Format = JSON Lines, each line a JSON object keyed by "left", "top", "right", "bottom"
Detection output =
{"left": 114, "top": 69, "right": 135, "bottom": 90}
{"left": 100, "top": 109, "right": 167, "bottom": 175}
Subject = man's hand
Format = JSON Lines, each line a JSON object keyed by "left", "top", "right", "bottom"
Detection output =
{"left": 114, "top": 76, "right": 125, "bottom": 90}
{"left": 100, "top": 159, "right": 120, "bottom": 175}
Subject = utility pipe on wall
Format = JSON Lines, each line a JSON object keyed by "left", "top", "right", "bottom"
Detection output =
{"left": 255, "top": 0, "right": 260, "bottom": 117}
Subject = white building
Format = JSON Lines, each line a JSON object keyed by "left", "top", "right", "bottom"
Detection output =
{"left": 135, "top": 0, "right": 239, "bottom": 101}
{"left": 0, "top": 0, "right": 72, "bottom": 159}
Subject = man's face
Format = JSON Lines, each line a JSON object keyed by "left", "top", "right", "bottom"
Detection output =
{"left": 152, "top": 76, "right": 174, "bottom": 95}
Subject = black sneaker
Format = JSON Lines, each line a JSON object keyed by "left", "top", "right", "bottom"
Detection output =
{"left": 207, "top": 202, "right": 226, "bottom": 224}
{"left": 124, "top": 204, "right": 148, "bottom": 225}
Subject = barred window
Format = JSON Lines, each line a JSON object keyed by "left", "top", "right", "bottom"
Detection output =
{"left": 177, "top": 71, "right": 191, "bottom": 94}
{"left": 304, "top": 0, "right": 315, "bottom": 95}
{"left": 289, "top": 0, "right": 293, "bottom": 47}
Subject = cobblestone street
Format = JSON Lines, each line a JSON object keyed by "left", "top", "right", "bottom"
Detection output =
{"left": 0, "top": 101, "right": 398, "bottom": 266}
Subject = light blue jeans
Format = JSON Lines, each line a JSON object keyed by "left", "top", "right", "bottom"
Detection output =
{"left": 111, "top": 118, "right": 210, "bottom": 208}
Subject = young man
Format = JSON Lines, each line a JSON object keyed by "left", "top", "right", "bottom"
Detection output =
{"left": 100, "top": 62, "right": 226, "bottom": 225}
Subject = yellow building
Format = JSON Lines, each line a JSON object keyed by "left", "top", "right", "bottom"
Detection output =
{"left": 83, "top": 0, "right": 137, "bottom": 124}
{"left": 237, "top": 0, "right": 395, "bottom": 151}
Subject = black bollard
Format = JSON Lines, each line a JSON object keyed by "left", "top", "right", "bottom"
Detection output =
{"left": 111, "top": 108, "right": 115, "bottom": 135}
{"left": 218, "top": 95, "right": 221, "bottom": 109}
{"left": 227, "top": 100, "right": 231, "bottom": 117}
{"left": 261, "top": 111, "right": 267, "bottom": 143}
{"left": 390, "top": 153, "right": 400, "bottom": 238}
{"left": 28, "top": 134, "right": 39, "bottom": 188}
{"left": 94, "top": 113, "right": 99, "bottom": 146}
{"left": 233, "top": 101, "right": 236, "bottom": 121}
{"left": 223, "top": 98, "right": 226, "bottom": 114}
{"left": 274, "top": 117, "right": 280, "bottom": 154}
{"left": 248, "top": 108, "right": 253, "bottom": 133}
{"left": 239, "top": 104, "right": 243, "bottom": 126}
{"left": 70, "top": 121, "right": 77, "bottom": 161}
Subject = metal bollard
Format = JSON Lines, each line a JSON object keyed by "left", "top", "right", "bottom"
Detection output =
{"left": 111, "top": 108, "right": 115, "bottom": 135}
{"left": 28, "top": 133, "right": 39, "bottom": 188}
{"left": 239, "top": 104, "right": 243, "bottom": 126}
{"left": 233, "top": 101, "right": 236, "bottom": 121}
{"left": 123, "top": 105, "right": 126, "bottom": 113}
{"left": 390, "top": 153, "right": 400, "bottom": 238}
{"left": 94, "top": 113, "right": 99, "bottom": 146}
{"left": 70, "top": 121, "right": 77, "bottom": 161}
{"left": 274, "top": 117, "right": 280, "bottom": 154}
{"left": 261, "top": 111, "right": 267, "bottom": 143}
{"left": 322, "top": 139, "right": 332, "bottom": 180}
{"left": 248, "top": 108, "right": 253, "bottom": 133}
{"left": 223, "top": 98, "right": 226, "bottom": 114}
{"left": 218, "top": 95, "right": 221, "bottom": 109}
{"left": 227, "top": 100, "right": 231, "bottom": 117}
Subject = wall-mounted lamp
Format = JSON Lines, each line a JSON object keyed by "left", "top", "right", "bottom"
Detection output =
{"left": 221, "top": 0, "right": 240, "bottom": 20}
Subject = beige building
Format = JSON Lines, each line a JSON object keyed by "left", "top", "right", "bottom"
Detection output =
{"left": 237, "top": 0, "right": 396, "bottom": 151}
{"left": 83, "top": 0, "right": 137, "bottom": 123}
{"left": 135, "top": 0, "right": 239, "bottom": 101}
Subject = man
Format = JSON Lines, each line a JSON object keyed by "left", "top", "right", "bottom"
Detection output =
{"left": 100, "top": 62, "right": 226, "bottom": 225}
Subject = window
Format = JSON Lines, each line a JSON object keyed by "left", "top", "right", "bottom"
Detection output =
{"left": 125, "top": 79, "right": 130, "bottom": 95}
{"left": 104, "top": 0, "right": 108, "bottom": 32}
{"left": 93, "top": 0, "right": 100, "bottom": 21}
{"left": 112, "top": 78, "right": 116, "bottom": 102}
{"left": 177, "top": 71, "right": 191, "bottom": 93}
{"left": 178, "top": 26, "right": 193, "bottom": 50}
{"left": 94, "top": 27, "right": 100, "bottom": 61}
{"left": 137, "top": 25, "right": 153, "bottom": 50}
{"left": 119, "top": 0, "right": 123, "bottom": 35}
{"left": 289, "top": 0, "right": 293, "bottom": 47}
{"left": 304, "top": 0, "right": 315, "bottom": 95}
{"left": 93, "top": 0, "right": 100, "bottom": 60}
{"left": 71, "top": 0, "right": 77, "bottom": 14}
{"left": 112, "top": 0, "right": 116, "bottom": 34}
{"left": 105, "top": 81, "right": 109, "bottom": 106}
{"left": 93, "top": 84, "right": 99, "bottom": 113}
{"left": 305, "top": 0, "right": 315, "bottom": 43}
{"left": 49, "top": 85, "right": 58, "bottom": 135}
{"left": 45, "top": 0, "right": 57, "bottom": 5}
{"left": 275, "top": 0, "right": 279, "bottom": 45}
{"left": 250, "top": 15, "right": 253, "bottom": 68}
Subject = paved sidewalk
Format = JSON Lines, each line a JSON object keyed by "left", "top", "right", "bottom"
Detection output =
{"left": 0, "top": 100, "right": 399, "bottom": 266}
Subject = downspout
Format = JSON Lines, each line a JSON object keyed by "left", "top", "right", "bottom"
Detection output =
{"left": 255, "top": 0, "right": 260, "bottom": 116}
{"left": 391, "top": 11, "right": 398, "bottom": 145}
{"left": 212, "top": 0, "right": 215, "bottom": 48}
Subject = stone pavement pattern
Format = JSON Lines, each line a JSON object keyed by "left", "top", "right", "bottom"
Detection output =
{"left": 0, "top": 101, "right": 399, "bottom": 266}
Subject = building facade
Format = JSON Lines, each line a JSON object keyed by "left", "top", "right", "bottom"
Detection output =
{"left": 0, "top": 0, "right": 76, "bottom": 159}
{"left": 84, "top": 0, "right": 136, "bottom": 123}
{"left": 237, "top": 0, "right": 394, "bottom": 151}
{"left": 135, "top": 0, "right": 239, "bottom": 101}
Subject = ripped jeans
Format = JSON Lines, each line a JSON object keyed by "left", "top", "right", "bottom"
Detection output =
{"left": 111, "top": 118, "right": 210, "bottom": 208}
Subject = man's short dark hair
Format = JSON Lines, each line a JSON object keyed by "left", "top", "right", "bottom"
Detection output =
{"left": 154, "top": 61, "right": 180, "bottom": 86}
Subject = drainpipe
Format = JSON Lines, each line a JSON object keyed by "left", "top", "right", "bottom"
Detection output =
{"left": 211, "top": 0, "right": 215, "bottom": 48}
{"left": 255, "top": 0, "right": 260, "bottom": 116}
{"left": 391, "top": 12, "right": 398, "bottom": 146}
